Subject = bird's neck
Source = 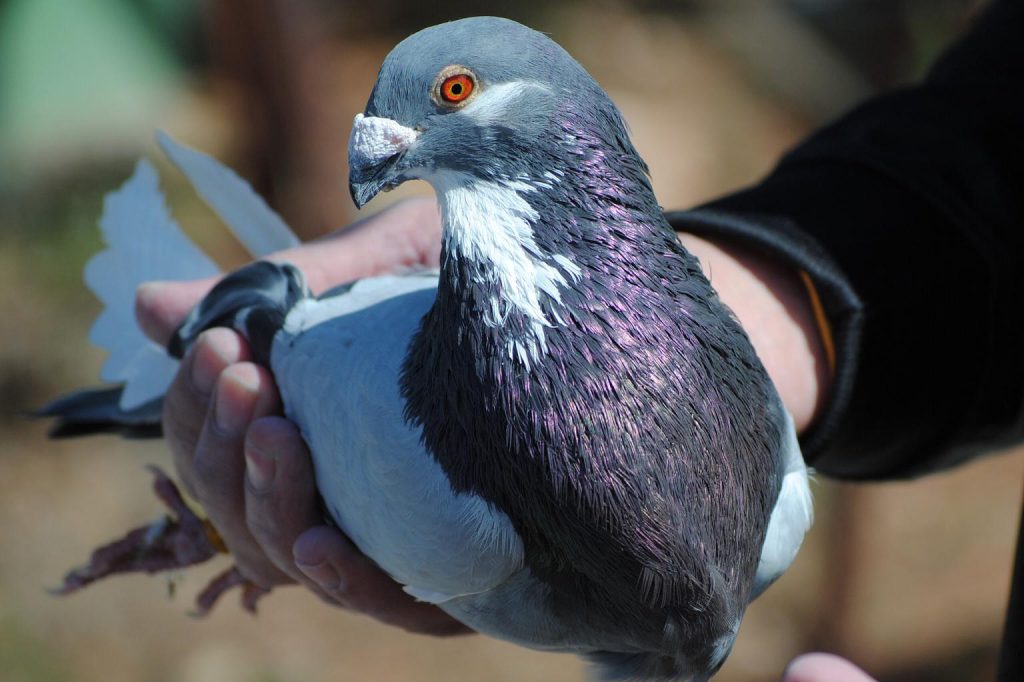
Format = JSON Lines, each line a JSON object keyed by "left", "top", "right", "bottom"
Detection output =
{"left": 404, "top": 151, "right": 734, "bottom": 442}
{"left": 401, "top": 156, "right": 780, "bottom": 608}
{"left": 427, "top": 171, "right": 584, "bottom": 368}
{"left": 422, "top": 135, "right": 687, "bottom": 363}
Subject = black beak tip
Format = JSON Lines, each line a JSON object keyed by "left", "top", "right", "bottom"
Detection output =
{"left": 349, "top": 176, "right": 378, "bottom": 209}
{"left": 349, "top": 182, "right": 365, "bottom": 209}
{"left": 349, "top": 160, "right": 389, "bottom": 208}
{"left": 349, "top": 150, "right": 405, "bottom": 209}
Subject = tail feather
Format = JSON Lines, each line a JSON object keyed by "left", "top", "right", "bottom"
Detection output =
{"left": 35, "top": 387, "right": 162, "bottom": 439}
{"left": 47, "top": 133, "right": 303, "bottom": 434}
{"left": 85, "top": 159, "right": 220, "bottom": 411}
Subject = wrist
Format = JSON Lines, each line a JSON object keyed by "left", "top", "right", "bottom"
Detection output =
{"left": 677, "top": 232, "right": 831, "bottom": 433}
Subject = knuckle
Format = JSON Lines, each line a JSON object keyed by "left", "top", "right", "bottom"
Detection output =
{"left": 190, "top": 451, "right": 236, "bottom": 502}
{"left": 244, "top": 502, "right": 280, "bottom": 540}
{"left": 309, "top": 568, "right": 353, "bottom": 601}
{"left": 190, "top": 448, "right": 219, "bottom": 481}
{"left": 162, "top": 401, "right": 199, "bottom": 450}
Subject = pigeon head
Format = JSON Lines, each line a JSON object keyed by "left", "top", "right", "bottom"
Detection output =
{"left": 348, "top": 16, "right": 634, "bottom": 207}
{"left": 351, "top": 16, "right": 670, "bottom": 371}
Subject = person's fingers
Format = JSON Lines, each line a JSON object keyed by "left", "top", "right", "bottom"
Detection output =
{"left": 134, "top": 199, "right": 442, "bottom": 345}
{"left": 783, "top": 653, "right": 877, "bottom": 682}
{"left": 293, "top": 526, "right": 470, "bottom": 636}
{"left": 136, "top": 278, "right": 219, "bottom": 345}
{"left": 243, "top": 416, "right": 324, "bottom": 583}
{"left": 162, "top": 328, "right": 251, "bottom": 498}
{"left": 190, "top": 361, "right": 288, "bottom": 587}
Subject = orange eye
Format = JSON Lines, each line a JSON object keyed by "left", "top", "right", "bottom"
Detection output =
{"left": 440, "top": 74, "right": 474, "bottom": 103}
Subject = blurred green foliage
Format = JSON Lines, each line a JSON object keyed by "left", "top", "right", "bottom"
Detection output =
{"left": 0, "top": 0, "right": 196, "bottom": 175}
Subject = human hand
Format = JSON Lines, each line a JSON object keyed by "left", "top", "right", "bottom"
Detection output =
{"left": 783, "top": 653, "right": 877, "bottom": 681}
{"left": 134, "top": 194, "right": 825, "bottom": 636}
{"left": 137, "top": 197, "right": 467, "bottom": 635}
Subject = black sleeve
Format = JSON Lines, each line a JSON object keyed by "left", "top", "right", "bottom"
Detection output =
{"left": 669, "top": 0, "right": 1024, "bottom": 480}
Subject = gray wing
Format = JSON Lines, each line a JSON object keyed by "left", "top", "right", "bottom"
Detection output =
{"left": 752, "top": 411, "right": 813, "bottom": 599}
{"left": 272, "top": 274, "right": 526, "bottom": 603}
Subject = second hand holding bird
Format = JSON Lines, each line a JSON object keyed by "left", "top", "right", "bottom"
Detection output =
{"left": 139, "top": 197, "right": 467, "bottom": 635}
{"left": 135, "top": 196, "right": 828, "bottom": 635}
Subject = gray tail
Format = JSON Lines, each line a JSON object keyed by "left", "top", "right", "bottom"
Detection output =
{"left": 35, "top": 387, "right": 164, "bottom": 439}
{"left": 38, "top": 261, "right": 308, "bottom": 440}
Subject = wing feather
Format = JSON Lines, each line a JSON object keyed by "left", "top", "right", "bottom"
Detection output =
{"left": 752, "top": 411, "right": 813, "bottom": 598}
{"left": 157, "top": 131, "right": 300, "bottom": 258}
{"left": 273, "top": 276, "right": 524, "bottom": 601}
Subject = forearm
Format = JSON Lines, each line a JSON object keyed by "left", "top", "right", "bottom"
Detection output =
{"left": 677, "top": 0, "right": 1024, "bottom": 478}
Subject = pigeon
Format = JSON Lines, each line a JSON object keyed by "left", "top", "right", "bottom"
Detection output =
{"left": 42, "top": 16, "right": 812, "bottom": 681}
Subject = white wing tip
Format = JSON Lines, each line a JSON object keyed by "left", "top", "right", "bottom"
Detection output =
{"left": 155, "top": 130, "right": 301, "bottom": 258}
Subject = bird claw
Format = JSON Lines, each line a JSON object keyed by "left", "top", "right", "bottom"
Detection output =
{"left": 52, "top": 466, "right": 231, "bottom": 609}
{"left": 190, "top": 565, "right": 271, "bottom": 618}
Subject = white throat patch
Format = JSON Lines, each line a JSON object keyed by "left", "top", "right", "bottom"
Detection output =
{"left": 428, "top": 171, "right": 582, "bottom": 367}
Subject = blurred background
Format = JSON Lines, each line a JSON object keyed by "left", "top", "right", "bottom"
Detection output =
{"left": 1, "top": 0, "right": 1019, "bottom": 680}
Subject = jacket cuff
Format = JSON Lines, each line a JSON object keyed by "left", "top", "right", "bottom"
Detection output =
{"left": 667, "top": 207, "right": 864, "bottom": 465}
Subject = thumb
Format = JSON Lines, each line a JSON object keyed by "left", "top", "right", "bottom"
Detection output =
{"left": 136, "top": 277, "right": 219, "bottom": 346}
{"left": 134, "top": 198, "right": 441, "bottom": 346}
{"left": 783, "top": 653, "right": 877, "bottom": 682}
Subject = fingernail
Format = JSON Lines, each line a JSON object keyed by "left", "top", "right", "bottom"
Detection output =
{"left": 245, "top": 445, "right": 275, "bottom": 491}
{"left": 213, "top": 371, "right": 257, "bottom": 433}
{"left": 135, "top": 281, "right": 167, "bottom": 308}
{"left": 297, "top": 560, "right": 345, "bottom": 592}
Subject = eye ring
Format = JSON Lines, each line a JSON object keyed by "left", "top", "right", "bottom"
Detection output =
{"left": 433, "top": 66, "right": 478, "bottom": 108}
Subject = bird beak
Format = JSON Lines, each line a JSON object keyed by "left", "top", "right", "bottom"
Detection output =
{"left": 348, "top": 113, "right": 419, "bottom": 209}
